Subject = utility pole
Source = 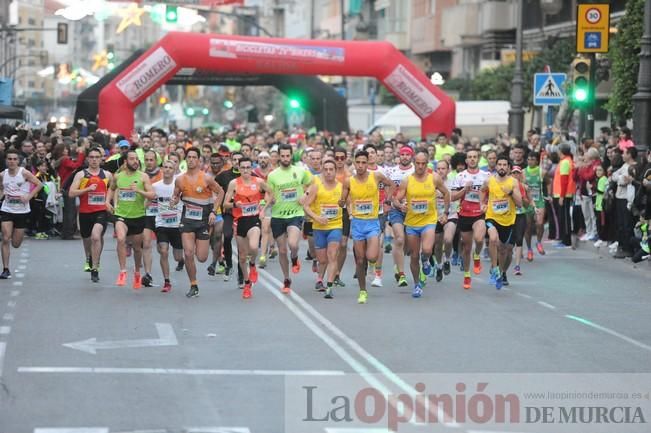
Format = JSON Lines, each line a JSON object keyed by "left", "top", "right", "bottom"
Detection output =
{"left": 508, "top": 0, "right": 525, "bottom": 141}
{"left": 633, "top": 0, "right": 651, "bottom": 154}
{"left": 340, "top": 0, "right": 348, "bottom": 102}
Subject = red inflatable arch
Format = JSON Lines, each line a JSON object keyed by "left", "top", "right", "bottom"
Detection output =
{"left": 99, "top": 32, "right": 456, "bottom": 138}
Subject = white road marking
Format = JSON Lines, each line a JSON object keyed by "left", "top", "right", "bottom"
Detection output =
{"left": 10, "top": 289, "right": 20, "bottom": 296}
{"left": 514, "top": 292, "right": 532, "bottom": 299}
{"left": 537, "top": 301, "right": 556, "bottom": 310}
{"left": 0, "top": 342, "right": 5, "bottom": 377}
{"left": 7, "top": 300, "right": 16, "bottom": 308}
{"left": 565, "top": 314, "right": 651, "bottom": 352}
{"left": 18, "top": 367, "right": 344, "bottom": 376}
{"left": 18, "top": 264, "right": 26, "bottom": 270}
{"left": 325, "top": 429, "right": 390, "bottom": 433}
{"left": 185, "top": 428, "right": 251, "bottom": 433}
{"left": 15, "top": 272, "right": 25, "bottom": 278}
{"left": 20, "top": 252, "right": 29, "bottom": 257}
{"left": 0, "top": 326, "right": 10, "bottom": 334}
{"left": 19, "top": 258, "right": 28, "bottom": 263}
{"left": 3, "top": 313, "right": 14, "bottom": 321}
{"left": 63, "top": 323, "right": 178, "bottom": 354}
{"left": 12, "top": 281, "right": 23, "bottom": 286}
{"left": 34, "top": 429, "right": 109, "bottom": 433}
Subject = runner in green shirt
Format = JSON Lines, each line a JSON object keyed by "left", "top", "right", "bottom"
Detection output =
{"left": 524, "top": 151, "right": 546, "bottom": 258}
{"left": 265, "top": 144, "right": 312, "bottom": 294}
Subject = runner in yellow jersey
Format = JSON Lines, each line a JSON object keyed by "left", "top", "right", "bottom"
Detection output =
{"left": 303, "top": 159, "right": 342, "bottom": 299}
{"left": 340, "top": 150, "right": 395, "bottom": 304}
{"left": 480, "top": 155, "right": 523, "bottom": 290}
{"left": 393, "top": 149, "right": 449, "bottom": 298}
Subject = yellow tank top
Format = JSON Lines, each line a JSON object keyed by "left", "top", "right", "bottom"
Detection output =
{"left": 349, "top": 172, "right": 379, "bottom": 220}
{"left": 404, "top": 173, "right": 437, "bottom": 227}
{"left": 485, "top": 176, "right": 516, "bottom": 225}
{"left": 311, "top": 176, "right": 343, "bottom": 230}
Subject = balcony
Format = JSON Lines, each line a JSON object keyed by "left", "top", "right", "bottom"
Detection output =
{"left": 479, "top": 0, "right": 516, "bottom": 34}
{"left": 440, "top": 3, "right": 480, "bottom": 48}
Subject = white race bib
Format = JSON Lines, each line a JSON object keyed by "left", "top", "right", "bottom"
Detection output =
{"left": 280, "top": 188, "right": 298, "bottom": 202}
{"left": 118, "top": 189, "right": 137, "bottom": 202}
{"left": 321, "top": 204, "right": 339, "bottom": 219}
{"left": 160, "top": 211, "right": 178, "bottom": 225}
{"left": 185, "top": 204, "right": 203, "bottom": 220}
{"left": 492, "top": 199, "right": 509, "bottom": 214}
{"left": 466, "top": 190, "right": 480, "bottom": 203}
{"left": 410, "top": 200, "right": 428, "bottom": 214}
{"left": 88, "top": 192, "right": 105, "bottom": 206}
{"left": 146, "top": 201, "right": 159, "bottom": 216}
{"left": 354, "top": 200, "right": 373, "bottom": 215}
{"left": 241, "top": 202, "right": 259, "bottom": 217}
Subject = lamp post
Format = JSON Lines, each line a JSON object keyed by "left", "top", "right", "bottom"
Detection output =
{"left": 633, "top": 0, "right": 651, "bottom": 154}
{"left": 508, "top": 0, "right": 524, "bottom": 141}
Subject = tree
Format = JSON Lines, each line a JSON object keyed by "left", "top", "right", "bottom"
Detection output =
{"left": 605, "top": 0, "right": 645, "bottom": 124}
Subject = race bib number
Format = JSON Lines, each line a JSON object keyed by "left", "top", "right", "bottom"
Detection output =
{"left": 321, "top": 204, "right": 339, "bottom": 219}
{"left": 241, "top": 202, "right": 259, "bottom": 217}
{"left": 354, "top": 200, "right": 373, "bottom": 215}
{"left": 492, "top": 199, "right": 509, "bottom": 214}
{"left": 185, "top": 204, "right": 203, "bottom": 220}
{"left": 6, "top": 195, "right": 22, "bottom": 208}
{"left": 436, "top": 199, "right": 445, "bottom": 215}
{"left": 119, "top": 189, "right": 136, "bottom": 202}
{"left": 530, "top": 187, "right": 541, "bottom": 202}
{"left": 88, "top": 192, "right": 105, "bottom": 206}
{"left": 146, "top": 201, "right": 159, "bottom": 216}
{"left": 465, "top": 190, "right": 480, "bottom": 203}
{"left": 280, "top": 188, "right": 297, "bottom": 202}
{"left": 160, "top": 212, "right": 178, "bottom": 225}
{"left": 410, "top": 199, "right": 428, "bottom": 214}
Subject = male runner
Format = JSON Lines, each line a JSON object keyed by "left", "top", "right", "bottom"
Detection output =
{"left": 110, "top": 150, "right": 156, "bottom": 288}
{"left": 215, "top": 151, "right": 241, "bottom": 283}
{"left": 142, "top": 150, "right": 163, "bottom": 287}
{"left": 480, "top": 155, "right": 523, "bottom": 289}
{"left": 333, "top": 147, "right": 350, "bottom": 287}
{"left": 152, "top": 160, "right": 184, "bottom": 293}
{"left": 253, "top": 151, "right": 274, "bottom": 268}
{"left": 524, "top": 151, "right": 546, "bottom": 257}
{"left": 394, "top": 150, "right": 449, "bottom": 297}
{"left": 172, "top": 147, "right": 224, "bottom": 298}
{"left": 340, "top": 150, "right": 394, "bottom": 304}
{"left": 451, "top": 149, "right": 490, "bottom": 290}
{"left": 384, "top": 145, "right": 415, "bottom": 287}
{"left": 223, "top": 157, "right": 269, "bottom": 299}
{"left": 303, "top": 158, "right": 343, "bottom": 298}
{"left": 364, "top": 144, "right": 386, "bottom": 287}
{"left": 207, "top": 153, "right": 225, "bottom": 276}
{"left": 0, "top": 149, "right": 43, "bottom": 279}
{"left": 68, "top": 147, "right": 113, "bottom": 283}
{"left": 303, "top": 148, "right": 322, "bottom": 274}
{"left": 265, "top": 144, "right": 312, "bottom": 293}
{"left": 433, "top": 159, "right": 460, "bottom": 282}
{"left": 511, "top": 165, "right": 532, "bottom": 276}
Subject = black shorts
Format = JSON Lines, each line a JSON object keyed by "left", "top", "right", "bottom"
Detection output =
{"left": 486, "top": 219, "right": 514, "bottom": 245}
{"left": 271, "top": 216, "right": 304, "bottom": 239}
{"left": 436, "top": 218, "right": 458, "bottom": 234}
{"left": 342, "top": 208, "right": 351, "bottom": 238}
{"left": 79, "top": 211, "right": 109, "bottom": 238}
{"left": 114, "top": 215, "right": 146, "bottom": 236}
{"left": 236, "top": 216, "right": 261, "bottom": 237}
{"left": 144, "top": 216, "right": 156, "bottom": 231}
{"left": 0, "top": 211, "right": 28, "bottom": 229}
{"left": 459, "top": 214, "right": 485, "bottom": 232}
{"left": 180, "top": 219, "right": 210, "bottom": 240}
{"left": 513, "top": 213, "right": 527, "bottom": 247}
{"left": 156, "top": 227, "right": 182, "bottom": 250}
{"left": 303, "top": 220, "right": 314, "bottom": 237}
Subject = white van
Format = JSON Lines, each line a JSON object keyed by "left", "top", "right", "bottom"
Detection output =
{"left": 368, "top": 100, "right": 510, "bottom": 140}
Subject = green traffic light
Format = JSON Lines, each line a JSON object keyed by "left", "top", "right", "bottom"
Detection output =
{"left": 223, "top": 100, "right": 234, "bottom": 109}
{"left": 185, "top": 107, "right": 195, "bottom": 117}
{"left": 289, "top": 99, "right": 300, "bottom": 109}
{"left": 163, "top": 103, "right": 172, "bottom": 112}
{"left": 573, "top": 88, "right": 588, "bottom": 102}
{"left": 165, "top": 6, "right": 178, "bottom": 23}
{"left": 202, "top": 108, "right": 209, "bottom": 116}
{"left": 106, "top": 52, "right": 114, "bottom": 60}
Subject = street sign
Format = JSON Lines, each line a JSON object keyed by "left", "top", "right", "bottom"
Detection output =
{"left": 576, "top": 3, "right": 610, "bottom": 53}
{"left": 533, "top": 73, "right": 566, "bottom": 106}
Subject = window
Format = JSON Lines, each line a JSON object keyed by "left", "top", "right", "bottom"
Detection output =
{"left": 28, "top": 80, "right": 35, "bottom": 88}
{"left": 28, "top": 17, "right": 36, "bottom": 25}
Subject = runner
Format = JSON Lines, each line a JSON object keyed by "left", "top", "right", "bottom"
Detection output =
{"left": 333, "top": 147, "right": 350, "bottom": 287}
{"left": 207, "top": 152, "right": 225, "bottom": 276}
{"left": 215, "top": 150, "right": 241, "bottom": 284}
{"left": 142, "top": 150, "right": 163, "bottom": 287}
{"left": 223, "top": 157, "right": 269, "bottom": 299}
{"left": 480, "top": 155, "right": 523, "bottom": 289}
{"left": 451, "top": 149, "right": 490, "bottom": 290}
{"left": 68, "top": 147, "right": 113, "bottom": 283}
{"left": 384, "top": 145, "right": 415, "bottom": 287}
{"left": 433, "top": 159, "right": 460, "bottom": 282}
{"left": 265, "top": 144, "right": 312, "bottom": 293}
{"left": 303, "top": 158, "right": 343, "bottom": 298}
{"left": 340, "top": 150, "right": 395, "bottom": 304}
{"left": 511, "top": 165, "right": 532, "bottom": 276}
{"left": 172, "top": 147, "right": 225, "bottom": 298}
{"left": 253, "top": 151, "right": 274, "bottom": 268}
{"left": 152, "top": 160, "right": 184, "bottom": 293}
{"left": 393, "top": 149, "right": 449, "bottom": 297}
{"left": 303, "top": 148, "right": 322, "bottom": 275}
{"left": 110, "top": 150, "right": 156, "bottom": 289}
{"left": 364, "top": 144, "right": 386, "bottom": 287}
{"left": 524, "top": 151, "right": 546, "bottom": 257}
{"left": 0, "top": 149, "right": 43, "bottom": 279}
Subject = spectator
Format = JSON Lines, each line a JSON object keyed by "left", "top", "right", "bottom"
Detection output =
{"left": 52, "top": 141, "right": 86, "bottom": 239}
{"left": 576, "top": 147, "right": 601, "bottom": 241}
{"left": 618, "top": 127, "right": 635, "bottom": 152}
{"left": 611, "top": 146, "right": 637, "bottom": 258}
{"left": 552, "top": 143, "right": 575, "bottom": 247}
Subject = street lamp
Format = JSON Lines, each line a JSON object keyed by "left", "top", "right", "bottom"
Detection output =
{"left": 508, "top": 0, "right": 525, "bottom": 141}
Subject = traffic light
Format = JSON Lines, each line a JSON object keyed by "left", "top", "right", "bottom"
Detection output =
{"left": 571, "top": 57, "right": 591, "bottom": 107}
{"left": 289, "top": 98, "right": 301, "bottom": 109}
{"left": 159, "top": 96, "right": 168, "bottom": 105}
{"left": 223, "top": 100, "right": 234, "bottom": 109}
{"left": 163, "top": 103, "right": 172, "bottom": 112}
{"left": 201, "top": 107, "right": 210, "bottom": 116}
{"left": 184, "top": 107, "right": 196, "bottom": 117}
{"left": 106, "top": 44, "right": 115, "bottom": 70}
{"left": 165, "top": 5, "right": 178, "bottom": 23}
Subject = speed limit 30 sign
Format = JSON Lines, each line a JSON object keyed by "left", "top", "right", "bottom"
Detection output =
{"left": 576, "top": 3, "right": 610, "bottom": 53}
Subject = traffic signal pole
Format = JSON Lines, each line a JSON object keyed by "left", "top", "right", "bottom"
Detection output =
{"left": 585, "top": 52, "right": 597, "bottom": 139}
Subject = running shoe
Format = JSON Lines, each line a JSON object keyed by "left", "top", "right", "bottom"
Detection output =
{"left": 514, "top": 265, "right": 522, "bottom": 276}
{"left": 463, "top": 275, "right": 472, "bottom": 290}
{"left": 451, "top": 251, "right": 459, "bottom": 266}
{"left": 216, "top": 263, "right": 225, "bottom": 274}
{"left": 422, "top": 261, "right": 432, "bottom": 278}
{"left": 142, "top": 273, "right": 153, "bottom": 288}
{"left": 436, "top": 268, "right": 443, "bottom": 282}
{"left": 419, "top": 268, "right": 427, "bottom": 286}
{"left": 186, "top": 285, "right": 199, "bottom": 298}
{"left": 357, "top": 290, "right": 368, "bottom": 304}
{"left": 324, "top": 286, "right": 334, "bottom": 299}
{"left": 371, "top": 275, "right": 383, "bottom": 287}
{"left": 495, "top": 272, "right": 503, "bottom": 290}
{"left": 334, "top": 276, "right": 346, "bottom": 287}
{"left": 269, "top": 247, "right": 278, "bottom": 259}
{"left": 207, "top": 263, "right": 216, "bottom": 276}
{"left": 84, "top": 259, "right": 92, "bottom": 272}
{"left": 242, "top": 283, "right": 252, "bottom": 299}
{"left": 175, "top": 260, "right": 185, "bottom": 271}
{"left": 472, "top": 254, "right": 482, "bottom": 275}
{"left": 133, "top": 272, "right": 142, "bottom": 290}
{"left": 161, "top": 281, "right": 172, "bottom": 293}
{"left": 315, "top": 280, "right": 326, "bottom": 292}
{"left": 312, "top": 260, "right": 318, "bottom": 273}
{"left": 249, "top": 264, "right": 258, "bottom": 284}
{"left": 282, "top": 278, "right": 292, "bottom": 294}
{"left": 536, "top": 242, "right": 546, "bottom": 255}
{"left": 593, "top": 239, "right": 603, "bottom": 248}
{"left": 398, "top": 274, "right": 408, "bottom": 287}
{"left": 489, "top": 268, "right": 498, "bottom": 285}
{"left": 115, "top": 270, "right": 127, "bottom": 286}
{"left": 527, "top": 249, "right": 534, "bottom": 262}
{"left": 501, "top": 273, "right": 510, "bottom": 287}
{"left": 412, "top": 283, "right": 423, "bottom": 298}
{"left": 91, "top": 269, "right": 99, "bottom": 283}
{"left": 258, "top": 255, "right": 267, "bottom": 269}
{"left": 223, "top": 267, "right": 232, "bottom": 282}
{"left": 443, "top": 261, "right": 451, "bottom": 275}
{"left": 291, "top": 257, "right": 301, "bottom": 274}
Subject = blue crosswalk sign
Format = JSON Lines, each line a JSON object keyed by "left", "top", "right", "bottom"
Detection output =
{"left": 533, "top": 73, "right": 566, "bottom": 106}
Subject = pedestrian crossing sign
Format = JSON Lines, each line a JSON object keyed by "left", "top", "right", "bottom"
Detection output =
{"left": 533, "top": 73, "right": 566, "bottom": 106}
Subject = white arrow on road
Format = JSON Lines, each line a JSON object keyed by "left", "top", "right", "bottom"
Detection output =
{"left": 63, "top": 323, "right": 178, "bottom": 354}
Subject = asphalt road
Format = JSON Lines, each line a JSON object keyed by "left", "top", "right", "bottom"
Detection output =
{"left": 0, "top": 230, "right": 650, "bottom": 433}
